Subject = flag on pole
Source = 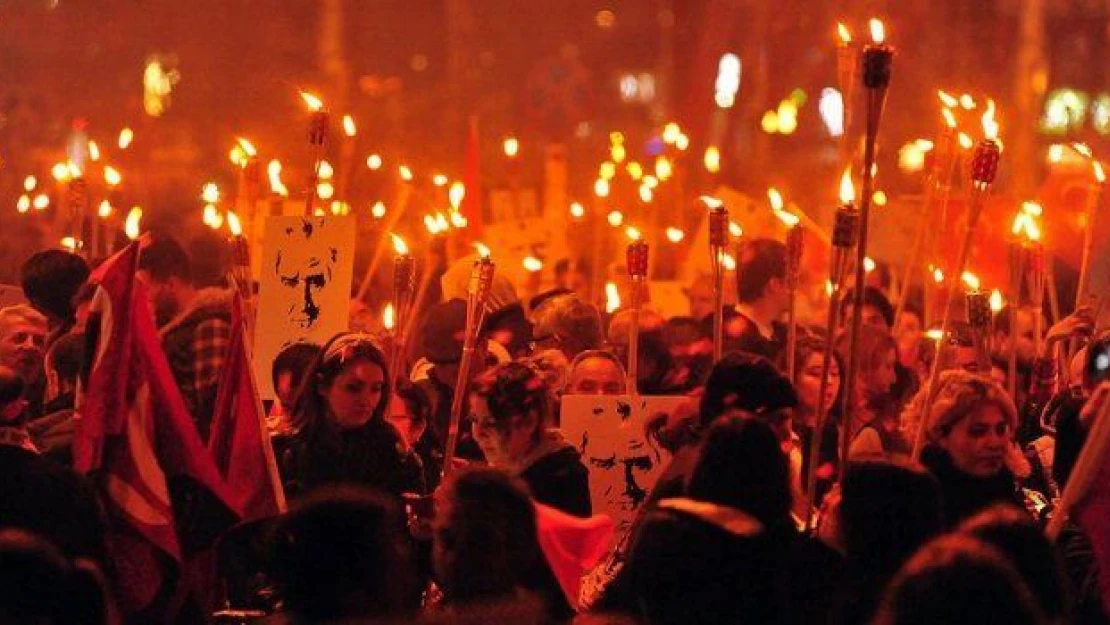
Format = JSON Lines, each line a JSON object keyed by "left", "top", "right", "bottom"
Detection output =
{"left": 208, "top": 293, "right": 286, "bottom": 520}
{"left": 74, "top": 242, "right": 239, "bottom": 613}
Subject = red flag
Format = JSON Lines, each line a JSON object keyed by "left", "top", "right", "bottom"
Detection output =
{"left": 208, "top": 294, "right": 286, "bottom": 520}
{"left": 534, "top": 502, "right": 613, "bottom": 609}
{"left": 74, "top": 243, "right": 239, "bottom": 613}
{"left": 461, "top": 116, "right": 483, "bottom": 240}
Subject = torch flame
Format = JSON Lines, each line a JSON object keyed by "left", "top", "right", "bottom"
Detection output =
{"left": 398, "top": 165, "right": 414, "bottom": 182}
{"left": 383, "top": 304, "right": 395, "bottom": 331}
{"left": 367, "top": 154, "right": 383, "bottom": 170}
{"left": 342, "top": 115, "right": 357, "bottom": 137}
{"left": 300, "top": 91, "right": 324, "bottom": 111}
{"left": 625, "top": 226, "right": 642, "bottom": 241}
{"left": 503, "top": 137, "right": 520, "bottom": 158}
{"left": 88, "top": 141, "right": 101, "bottom": 162}
{"left": 869, "top": 18, "right": 885, "bottom": 44}
{"left": 523, "top": 256, "right": 544, "bottom": 273}
{"left": 960, "top": 94, "right": 976, "bottom": 110}
{"left": 1095, "top": 161, "right": 1106, "bottom": 183}
{"left": 941, "top": 108, "right": 957, "bottom": 129}
{"left": 982, "top": 99, "right": 999, "bottom": 140}
{"left": 990, "top": 289, "right": 1004, "bottom": 312}
{"left": 699, "top": 195, "right": 724, "bottom": 209}
{"left": 202, "top": 182, "right": 220, "bottom": 204}
{"left": 125, "top": 207, "right": 143, "bottom": 240}
{"left": 474, "top": 243, "right": 491, "bottom": 258}
{"left": 666, "top": 227, "right": 685, "bottom": 243}
{"left": 268, "top": 160, "right": 289, "bottom": 197}
{"left": 961, "top": 271, "right": 981, "bottom": 290}
{"left": 767, "top": 188, "right": 784, "bottom": 211}
{"left": 227, "top": 211, "right": 243, "bottom": 237}
{"left": 1072, "top": 142, "right": 1094, "bottom": 158}
{"left": 98, "top": 200, "right": 112, "bottom": 218}
{"left": 237, "top": 138, "right": 257, "bottom": 157}
{"left": 371, "top": 201, "right": 386, "bottom": 219}
{"left": 937, "top": 91, "right": 959, "bottom": 109}
{"left": 104, "top": 166, "right": 122, "bottom": 187}
{"left": 605, "top": 282, "right": 621, "bottom": 313}
{"left": 729, "top": 221, "right": 744, "bottom": 237}
{"left": 775, "top": 209, "right": 801, "bottom": 228}
{"left": 1011, "top": 202, "right": 1043, "bottom": 242}
{"left": 839, "top": 168, "right": 856, "bottom": 204}
{"left": 958, "top": 133, "right": 974, "bottom": 150}
{"left": 391, "top": 233, "right": 409, "bottom": 256}
{"left": 118, "top": 128, "right": 134, "bottom": 150}
{"left": 837, "top": 22, "right": 852, "bottom": 45}
{"left": 933, "top": 267, "right": 944, "bottom": 283}
{"left": 449, "top": 182, "right": 466, "bottom": 210}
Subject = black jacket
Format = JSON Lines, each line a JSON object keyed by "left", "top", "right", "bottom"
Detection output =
{"left": 285, "top": 419, "right": 426, "bottom": 499}
{"left": 921, "top": 445, "right": 1024, "bottom": 527}
{"left": 0, "top": 444, "right": 106, "bottom": 562}
{"left": 520, "top": 445, "right": 591, "bottom": 518}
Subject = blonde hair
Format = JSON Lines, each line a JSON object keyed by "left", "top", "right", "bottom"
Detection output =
{"left": 903, "top": 370, "right": 1017, "bottom": 443}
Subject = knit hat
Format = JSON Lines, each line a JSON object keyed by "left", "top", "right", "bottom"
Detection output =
{"left": 420, "top": 299, "right": 469, "bottom": 365}
{"left": 923, "top": 370, "right": 1017, "bottom": 442}
{"left": 439, "top": 254, "right": 519, "bottom": 314}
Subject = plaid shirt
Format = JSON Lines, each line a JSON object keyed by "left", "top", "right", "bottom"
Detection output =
{"left": 192, "top": 317, "right": 232, "bottom": 414}
{"left": 160, "top": 289, "right": 234, "bottom": 440}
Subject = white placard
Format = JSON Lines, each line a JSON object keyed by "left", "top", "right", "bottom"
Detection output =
{"left": 253, "top": 216, "right": 356, "bottom": 399}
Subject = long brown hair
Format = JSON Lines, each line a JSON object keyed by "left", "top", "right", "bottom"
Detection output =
{"left": 290, "top": 333, "right": 391, "bottom": 436}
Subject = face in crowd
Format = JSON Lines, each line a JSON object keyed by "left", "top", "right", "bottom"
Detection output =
{"left": 321, "top": 357, "right": 386, "bottom": 430}
{"left": 937, "top": 401, "right": 1010, "bottom": 478}
{"left": 0, "top": 310, "right": 47, "bottom": 385}
{"left": 469, "top": 397, "right": 541, "bottom": 467}
{"left": 565, "top": 355, "right": 626, "bottom": 396}
{"left": 795, "top": 352, "right": 840, "bottom": 417}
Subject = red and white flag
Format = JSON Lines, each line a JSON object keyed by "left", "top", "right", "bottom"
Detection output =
{"left": 74, "top": 242, "right": 239, "bottom": 613}
{"left": 208, "top": 294, "right": 286, "bottom": 520}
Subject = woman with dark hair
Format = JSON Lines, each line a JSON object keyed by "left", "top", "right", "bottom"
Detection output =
{"left": 959, "top": 504, "right": 1070, "bottom": 623}
{"left": 911, "top": 370, "right": 1024, "bottom": 526}
{"left": 788, "top": 335, "right": 843, "bottom": 510}
{"left": 284, "top": 333, "right": 424, "bottom": 499}
{"left": 432, "top": 467, "right": 573, "bottom": 621}
{"left": 470, "top": 361, "right": 590, "bottom": 517}
{"left": 621, "top": 417, "right": 792, "bottom": 625}
{"left": 836, "top": 329, "right": 909, "bottom": 460}
{"left": 872, "top": 533, "right": 1047, "bottom": 625}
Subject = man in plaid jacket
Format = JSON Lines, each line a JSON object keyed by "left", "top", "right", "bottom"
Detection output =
{"left": 137, "top": 236, "right": 233, "bottom": 441}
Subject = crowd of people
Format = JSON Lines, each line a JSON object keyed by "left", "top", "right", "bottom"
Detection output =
{"left": 0, "top": 231, "right": 1106, "bottom": 625}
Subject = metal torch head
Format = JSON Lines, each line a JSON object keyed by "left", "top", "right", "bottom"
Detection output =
{"left": 308, "top": 111, "right": 330, "bottom": 147}
{"left": 468, "top": 256, "right": 496, "bottom": 307}
{"left": 708, "top": 205, "right": 729, "bottom": 247}
{"left": 393, "top": 255, "right": 416, "bottom": 295}
{"left": 832, "top": 207, "right": 859, "bottom": 249}
{"left": 786, "top": 227, "right": 804, "bottom": 278}
{"left": 67, "top": 177, "right": 89, "bottom": 214}
{"left": 862, "top": 45, "right": 893, "bottom": 89}
{"left": 970, "top": 140, "right": 1001, "bottom": 187}
{"left": 966, "top": 291, "right": 992, "bottom": 331}
{"left": 626, "top": 240, "right": 649, "bottom": 279}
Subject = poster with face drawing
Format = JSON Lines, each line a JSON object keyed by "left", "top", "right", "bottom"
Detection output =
{"left": 560, "top": 394, "right": 688, "bottom": 600}
{"left": 253, "top": 215, "right": 356, "bottom": 399}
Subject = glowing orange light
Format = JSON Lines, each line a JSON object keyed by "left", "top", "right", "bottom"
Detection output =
{"left": 300, "top": 91, "right": 324, "bottom": 111}
{"left": 869, "top": 18, "right": 885, "bottom": 44}
{"left": 982, "top": 99, "right": 999, "bottom": 140}
{"left": 342, "top": 115, "right": 357, "bottom": 137}
{"left": 938, "top": 91, "right": 959, "bottom": 108}
{"left": 837, "top": 22, "right": 852, "bottom": 45}
{"left": 383, "top": 304, "right": 395, "bottom": 331}
{"left": 227, "top": 211, "right": 243, "bottom": 237}
{"left": 839, "top": 168, "right": 856, "bottom": 204}
{"left": 942, "top": 108, "right": 957, "bottom": 129}
{"left": 474, "top": 242, "right": 491, "bottom": 258}
{"left": 391, "top": 233, "right": 409, "bottom": 255}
